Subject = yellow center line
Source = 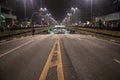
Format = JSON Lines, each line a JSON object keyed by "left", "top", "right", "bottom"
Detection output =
{"left": 39, "top": 34, "right": 64, "bottom": 80}
{"left": 39, "top": 40, "right": 57, "bottom": 80}
{"left": 57, "top": 36, "right": 64, "bottom": 80}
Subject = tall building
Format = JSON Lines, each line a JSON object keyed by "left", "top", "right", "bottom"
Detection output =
{"left": 0, "top": 0, "right": 17, "bottom": 27}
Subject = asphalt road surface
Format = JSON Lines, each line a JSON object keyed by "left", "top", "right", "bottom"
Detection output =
{"left": 0, "top": 34, "right": 120, "bottom": 80}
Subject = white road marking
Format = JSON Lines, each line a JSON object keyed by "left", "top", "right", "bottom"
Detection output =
{"left": 0, "top": 36, "right": 33, "bottom": 45}
{"left": 110, "top": 39, "right": 115, "bottom": 42}
{"left": 78, "top": 38, "right": 82, "bottom": 40}
{"left": 114, "top": 59, "right": 120, "bottom": 64}
{"left": 13, "top": 38, "right": 17, "bottom": 40}
{"left": 1, "top": 40, "right": 6, "bottom": 42}
{"left": 0, "top": 40, "right": 33, "bottom": 58}
{"left": 21, "top": 37, "right": 24, "bottom": 39}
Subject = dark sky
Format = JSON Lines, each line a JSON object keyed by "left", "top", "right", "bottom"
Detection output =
{"left": 44, "top": 0, "right": 73, "bottom": 21}
{"left": 11, "top": 0, "right": 74, "bottom": 21}
{"left": 43, "top": 0, "right": 118, "bottom": 21}
{"left": 0, "top": 0, "right": 119, "bottom": 21}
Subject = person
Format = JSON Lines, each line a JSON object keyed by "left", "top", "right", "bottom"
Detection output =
{"left": 117, "top": 22, "right": 120, "bottom": 31}
{"left": 98, "top": 19, "right": 102, "bottom": 29}
{"left": 32, "top": 27, "right": 35, "bottom": 35}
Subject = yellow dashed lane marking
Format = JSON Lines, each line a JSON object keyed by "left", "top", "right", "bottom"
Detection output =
{"left": 39, "top": 35, "right": 64, "bottom": 80}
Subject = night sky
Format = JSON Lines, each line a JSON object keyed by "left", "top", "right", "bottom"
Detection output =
{"left": 44, "top": 0, "right": 73, "bottom": 21}
{"left": 40, "top": 0, "right": 118, "bottom": 21}
{"left": 0, "top": 0, "right": 119, "bottom": 21}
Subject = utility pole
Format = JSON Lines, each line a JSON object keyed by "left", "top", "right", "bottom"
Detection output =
{"left": 23, "top": 0, "right": 27, "bottom": 20}
{"left": 41, "top": 0, "right": 42, "bottom": 8}
{"left": 91, "top": 0, "right": 93, "bottom": 23}
{"left": 118, "top": 0, "right": 120, "bottom": 21}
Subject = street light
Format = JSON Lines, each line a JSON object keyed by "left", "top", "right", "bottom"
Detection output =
{"left": 86, "top": 0, "right": 93, "bottom": 21}
{"left": 40, "top": 0, "right": 47, "bottom": 11}
{"left": 44, "top": 8, "right": 47, "bottom": 11}
{"left": 46, "top": 13, "right": 51, "bottom": 17}
{"left": 23, "top": 0, "right": 27, "bottom": 20}
{"left": 40, "top": 8, "right": 47, "bottom": 12}
{"left": 70, "top": 7, "right": 79, "bottom": 25}
{"left": 67, "top": 13, "right": 72, "bottom": 16}
{"left": 75, "top": 7, "right": 78, "bottom": 10}
{"left": 66, "top": 13, "right": 72, "bottom": 26}
{"left": 90, "top": 0, "right": 93, "bottom": 21}
{"left": 39, "top": 8, "right": 47, "bottom": 26}
{"left": 46, "top": 13, "right": 52, "bottom": 26}
{"left": 16, "top": 0, "right": 33, "bottom": 20}
{"left": 71, "top": 7, "right": 78, "bottom": 13}
{"left": 71, "top": 7, "right": 74, "bottom": 10}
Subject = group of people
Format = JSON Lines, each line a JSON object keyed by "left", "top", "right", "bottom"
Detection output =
{"left": 0, "top": 24, "right": 32, "bottom": 32}
{"left": 104, "top": 22, "right": 120, "bottom": 31}
{"left": 84, "top": 21, "right": 120, "bottom": 31}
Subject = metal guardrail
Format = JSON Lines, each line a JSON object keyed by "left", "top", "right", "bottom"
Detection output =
{"left": 74, "top": 27, "right": 120, "bottom": 37}
{"left": 0, "top": 27, "right": 52, "bottom": 40}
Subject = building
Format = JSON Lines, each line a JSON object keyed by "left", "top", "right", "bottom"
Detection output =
{"left": 0, "top": 5, "right": 17, "bottom": 27}
{"left": 95, "top": 12, "right": 120, "bottom": 23}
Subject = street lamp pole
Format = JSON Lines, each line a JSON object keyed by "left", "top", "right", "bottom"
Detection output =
{"left": 23, "top": 0, "right": 27, "bottom": 20}
{"left": 40, "top": 0, "right": 43, "bottom": 8}
{"left": 90, "top": 0, "right": 93, "bottom": 21}
{"left": 71, "top": 7, "right": 79, "bottom": 25}
{"left": 31, "top": 12, "right": 39, "bottom": 35}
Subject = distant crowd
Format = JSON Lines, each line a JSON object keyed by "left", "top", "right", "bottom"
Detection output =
{"left": 82, "top": 21, "right": 120, "bottom": 31}
{"left": 0, "top": 24, "right": 31, "bottom": 32}
{"left": 0, "top": 24, "right": 45, "bottom": 32}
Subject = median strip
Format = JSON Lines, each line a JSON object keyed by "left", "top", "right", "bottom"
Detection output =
{"left": 39, "top": 35, "right": 64, "bottom": 80}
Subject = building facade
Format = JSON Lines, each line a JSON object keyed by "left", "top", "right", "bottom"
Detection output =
{"left": 0, "top": 6, "right": 17, "bottom": 28}
{"left": 95, "top": 12, "right": 120, "bottom": 22}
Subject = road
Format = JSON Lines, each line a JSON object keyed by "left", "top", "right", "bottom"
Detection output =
{"left": 0, "top": 34, "right": 120, "bottom": 80}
